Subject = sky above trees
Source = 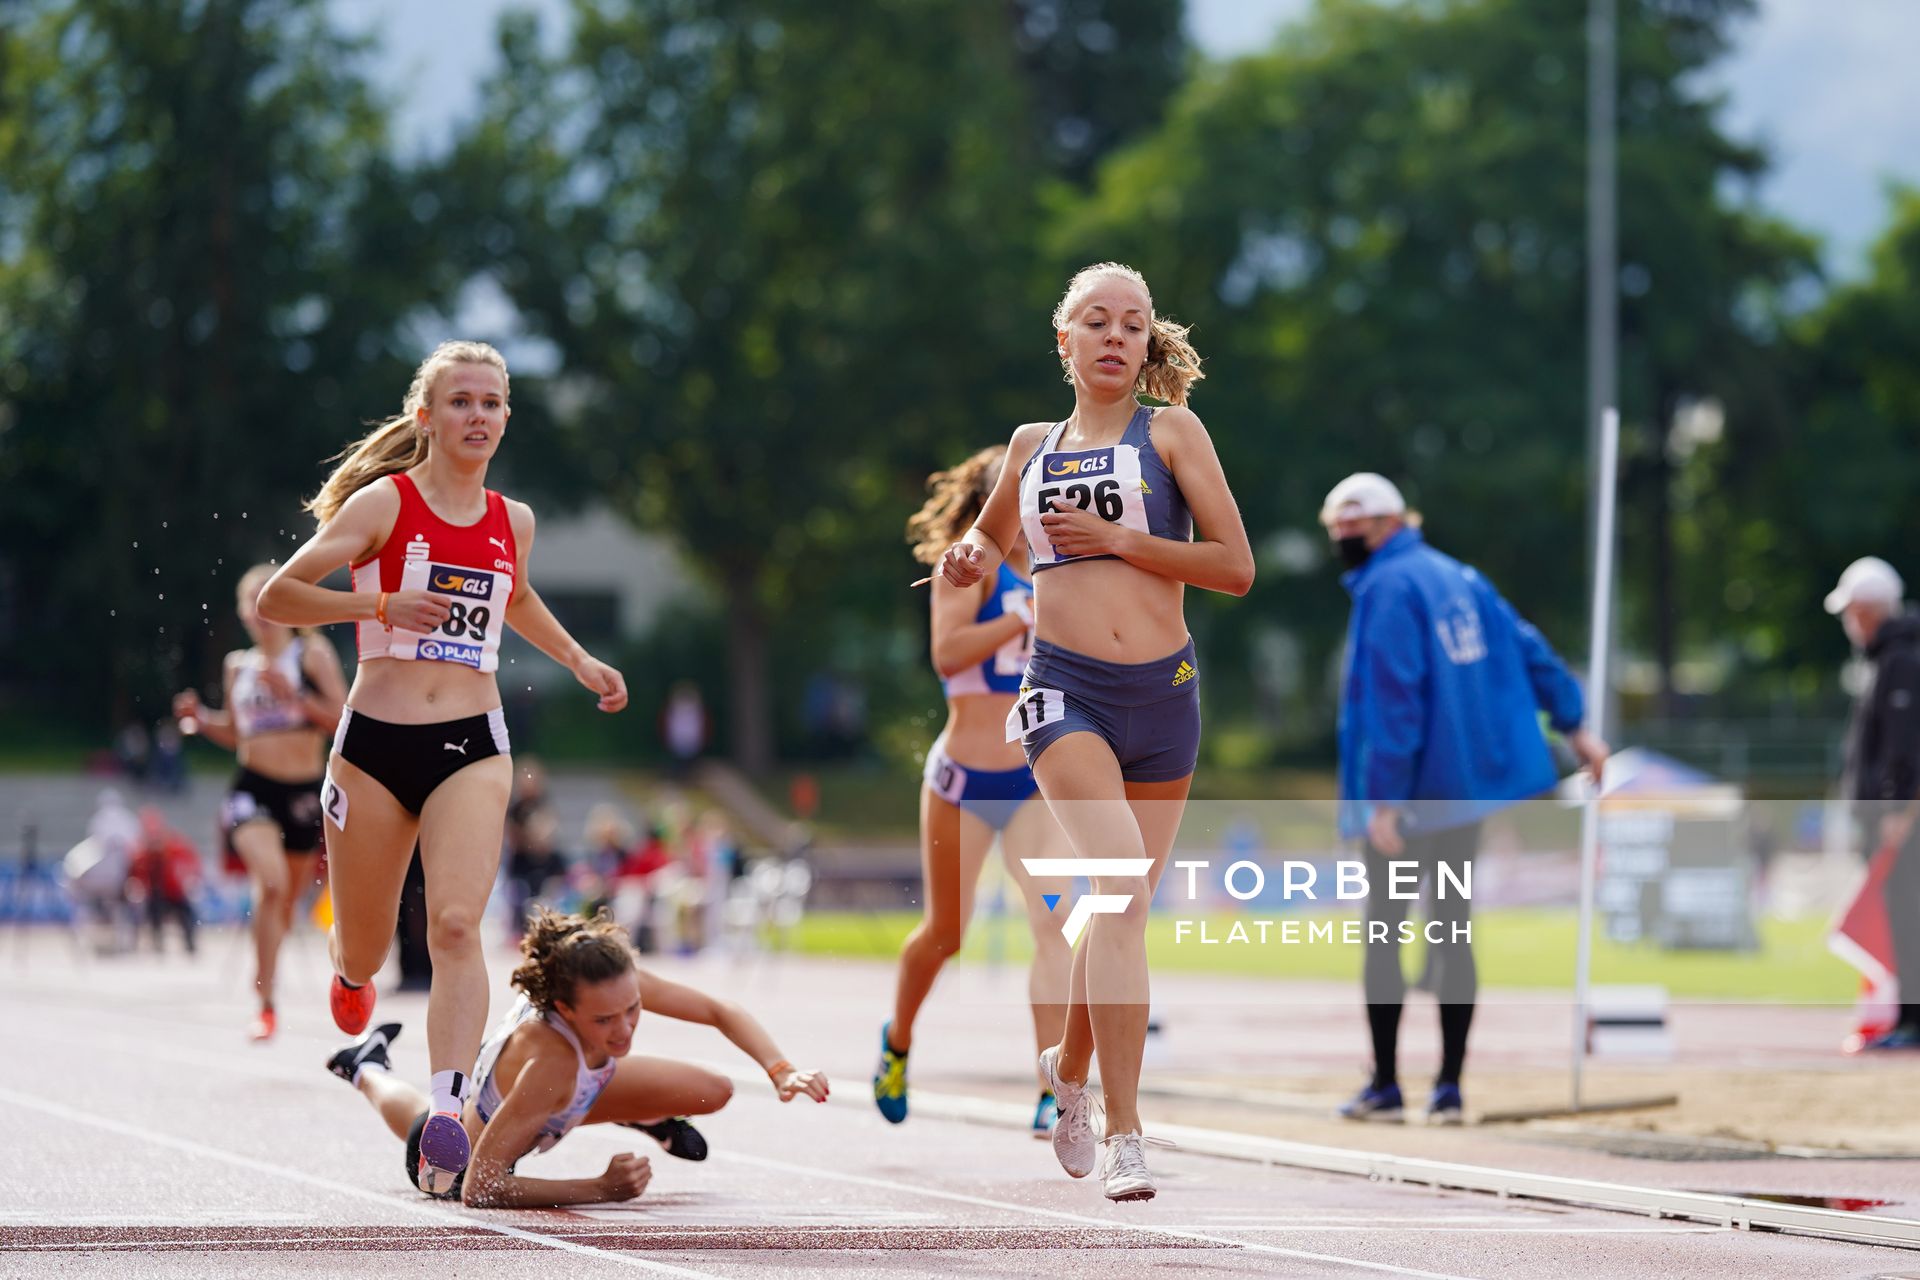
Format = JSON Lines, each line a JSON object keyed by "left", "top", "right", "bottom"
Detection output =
{"left": 332, "top": 0, "right": 1920, "bottom": 277}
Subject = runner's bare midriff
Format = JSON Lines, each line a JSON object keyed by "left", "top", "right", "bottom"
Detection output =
{"left": 236, "top": 728, "right": 329, "bottom": 784}
{"left": 346, "top": 657, "right": 503, "bottom": 724}
{"left": 1033, "top": 558, "right": 1187, "bottom": 663}
{"left": 942, "top": 694, "right": 1027, "bottom": 772}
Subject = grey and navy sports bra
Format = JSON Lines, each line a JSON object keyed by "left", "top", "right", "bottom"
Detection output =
{"left": 1017, "top": 404, "right": 1191, "bottom": 572}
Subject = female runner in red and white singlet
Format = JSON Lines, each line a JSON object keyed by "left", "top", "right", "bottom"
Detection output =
{"left": 259, "top": 340, "right": 628, "bottom": 1193}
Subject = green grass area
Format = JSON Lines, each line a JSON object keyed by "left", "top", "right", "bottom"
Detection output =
{"left": 792, "top": 907, "right": 1856, "bottom": 1004}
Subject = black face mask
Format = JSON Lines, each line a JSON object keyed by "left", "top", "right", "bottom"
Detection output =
{"left": 1336, "top": 536, "right": 1373, "bottom": 569}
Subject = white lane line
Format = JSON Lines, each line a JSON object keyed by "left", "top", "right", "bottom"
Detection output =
{"left": 716, "top": 1151, "right": 1482, "bottom": 1280}
{"left": 0, "top": 1087, "right": 715, "bottom": 1278}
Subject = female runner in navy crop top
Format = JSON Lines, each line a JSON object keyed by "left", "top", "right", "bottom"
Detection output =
{"left": 934, "top": 263, "right": 1254, "bottom": 1202}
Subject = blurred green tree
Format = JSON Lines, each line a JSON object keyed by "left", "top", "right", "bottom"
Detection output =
{"left": 1734, "top": 188, "right": 1920, "bottom": 686}
{"left": 0, "top": 0, "right": 442, "bottom": 730}
{"left": 452, "top": 1, "right": 1057, "bottom": 773}
{"left": 1047, "top": 0, "right": 1812, "bottom": 737}
{"left": 1009, "top": 0, "right": 1189, "bottom": 184}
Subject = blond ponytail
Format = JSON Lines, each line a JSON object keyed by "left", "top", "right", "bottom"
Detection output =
{"left": 305, "top": 340, "right": 509, "bottom": 525}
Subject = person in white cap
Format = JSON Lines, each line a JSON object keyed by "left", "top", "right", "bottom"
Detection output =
{"left": 1828, "top": 556, "right": 1920, "bottom": 1049}
{"left": 1322, "top": 473, "right": 1608, "bottom": 1123}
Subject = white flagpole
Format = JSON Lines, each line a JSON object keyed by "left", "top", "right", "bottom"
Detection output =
{"left": 1572, "top": 405, "right": 1620, "bottom": 1111}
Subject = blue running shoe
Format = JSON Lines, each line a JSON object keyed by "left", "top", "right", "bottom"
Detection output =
{"left": 1338, "top": 1081, "right": 1404, "bottom": 1122}
{"left": 1032, "top": 1090, "right": 1058, "bottom": 1139}
{"left": 873, "top": 1023, "right": 909, "bottom": 1124}
{"left": 1863, "top": 1024, "right": 1920, "bottom": 1051}
{"left": 1427, "top": 1082, "right": 1465, "bottom": 1125}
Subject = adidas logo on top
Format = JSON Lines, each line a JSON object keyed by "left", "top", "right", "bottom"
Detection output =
{"left": 1170, "top": 661, "right": 1196, "bottom": 686}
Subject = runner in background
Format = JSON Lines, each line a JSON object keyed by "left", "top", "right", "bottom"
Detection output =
{"left": 875, "top": 446, "right": 1072, "bottom": 1136}
{"left": 172, "top": 562, "right": 346, "bottom": 1040}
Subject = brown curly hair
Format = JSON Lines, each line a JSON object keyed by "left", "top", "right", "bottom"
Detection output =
{"left": 905, "top": 445, "right": 1005, "bottom": 566}
{"left": 510, "top": 908, "right": 635, "bottom": 1012}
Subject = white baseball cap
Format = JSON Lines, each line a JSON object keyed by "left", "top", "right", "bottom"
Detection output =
{"left": 1319, "top": 473, "right": 1406, "bottom": 527}
{"left": 1824, "top": 556, "right": 1904, "bottom": 615}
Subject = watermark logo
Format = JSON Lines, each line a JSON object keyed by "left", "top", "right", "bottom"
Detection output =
{"left": 1019, "top": 858, "right": 1152, "bottom": 944}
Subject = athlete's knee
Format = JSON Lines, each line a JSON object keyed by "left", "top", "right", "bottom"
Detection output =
{"left": 1093, "top": 877, "right": 1152, "bottom": 929}
{"left": 427, "top": 903, "right": 483, "bottom": 955}
{"left": 922, "top": 921, "right": 966, "bottom": 959}
{"left": 690, "top": 1069, "right": 733, "bottom": 1115}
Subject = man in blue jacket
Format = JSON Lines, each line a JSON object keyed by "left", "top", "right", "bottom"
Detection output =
{"left": 1323, "top": 473, "right": 1607, "bottom": 1123}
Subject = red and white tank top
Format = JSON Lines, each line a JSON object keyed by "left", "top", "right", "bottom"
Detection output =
{"left": 351, "top": 473, "right": 517, "bottom": 674}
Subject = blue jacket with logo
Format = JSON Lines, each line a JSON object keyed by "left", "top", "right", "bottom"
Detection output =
{"left": 1337, "top": 527, "right": 1585, "bottom": 838}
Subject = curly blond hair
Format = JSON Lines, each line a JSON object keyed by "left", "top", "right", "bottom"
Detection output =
{"left": 905, "top": 445, "right": 1005, "bottom": 566}
{"left": 1051, "top": 262, "right": 1204, "bottom": 406}
{"left": 305, "top": 341, "right": 510, "bottom": 525}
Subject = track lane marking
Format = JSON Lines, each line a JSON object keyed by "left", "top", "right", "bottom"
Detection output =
{"left": 0, "top": 1087, "right": 715, "bottom": 1278}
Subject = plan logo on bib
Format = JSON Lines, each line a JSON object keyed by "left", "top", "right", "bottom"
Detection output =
{"left": 1019, "top": 858, "right": 1153, "bottom": 944}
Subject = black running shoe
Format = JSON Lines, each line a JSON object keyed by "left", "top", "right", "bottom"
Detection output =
{"left": 327, "top": 1022, "right": 402, "bottom": 1084}
{"left": 622, "top": 1116, "right": 708, "bottom": 1161}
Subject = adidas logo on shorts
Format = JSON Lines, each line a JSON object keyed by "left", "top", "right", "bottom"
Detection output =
{"left": 1170, "top": 660, "right": 1196, "bottom": 686}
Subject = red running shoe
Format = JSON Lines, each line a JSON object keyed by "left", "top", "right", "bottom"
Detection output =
{"left": 330, "top": 974, "right": 376, "bottom": 1036}
{"left": 249, "top": 1007, "right": 277, "bottom": 1043}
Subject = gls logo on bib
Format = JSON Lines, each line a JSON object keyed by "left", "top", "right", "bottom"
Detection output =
{"left": 1045, "top": 450, "right": 1113, "bottom": 478}
{"left": 428, "top": 566, "right": 495, "bottom": 599}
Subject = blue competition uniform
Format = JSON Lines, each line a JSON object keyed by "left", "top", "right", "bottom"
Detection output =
{"left": 923, "top": 561, "right": 1040, "bottom": 831}
{"left": 1008, "top": 404, "right": 1203, "bottom": 782}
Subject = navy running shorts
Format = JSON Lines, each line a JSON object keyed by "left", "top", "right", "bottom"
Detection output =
{"left": 1009, "top": 637, "right": 1201, "bottom": 783}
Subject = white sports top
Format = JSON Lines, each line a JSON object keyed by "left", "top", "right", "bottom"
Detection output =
{"left": 229, "top": 640, "right": 309, "bottom": 739}
{"left": 472, "top": 995, "right": 618, "bottom": 1155}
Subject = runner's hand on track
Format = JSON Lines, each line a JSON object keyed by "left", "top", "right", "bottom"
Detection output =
{"left": 774, "top": 1066, "right": 830, "bottom": 1103}
{"left": 597, "top": 1152, "right": 652, "bottom": 1201}
{"left": 384, "top": 590, "right": 453, "bottom": 633}
{"left": 573, "top": 654, "right": 628, "bottom": 713}
{"left": 171, "top": 690, "right": 202, "bottom": 727}
{"left": 939, "top": 541, "right": 985, "bottom": 588}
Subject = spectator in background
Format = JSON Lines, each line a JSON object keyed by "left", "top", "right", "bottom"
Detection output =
{"left": 1323, "top": 473, "right": 1607, "bottom": 1124}
{"left": 127, "top": 808, "right": 201, "bottom": 954}
{"left": 114, "top": 722, "right": 151, "bottom": 783}
{"left": 1827, "top": 556, "right": 1920, "bottom": 1050}
{"left": 507, "top": 808, "right": 569, "bottom": 936}
{"left": 387, "top": 845, "right": 433, "bottom": 993}
{"left": 662, "top": 683, "right": 710, "bottom": 778}
{"left": 69, "top": 788, "right": 141, "bottom": 951}
{"left": 584, "top": 803, "right": 635, "bottom": 884}
{"left": 506, "top": 757, "right": 552, "bottom": 859}
{"left": 150, "top": 720, "right": 187, "bottom": 793}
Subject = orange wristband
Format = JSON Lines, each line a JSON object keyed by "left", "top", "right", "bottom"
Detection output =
{"left": 765, "top": 1059, "right": 792, "bottom": 1081}
{"left": 375, "top": 591, "right": 389, "bottom": 627}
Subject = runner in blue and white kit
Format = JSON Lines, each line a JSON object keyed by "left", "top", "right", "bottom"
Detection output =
{"left": 935, "top": 263, "right": 1254, "bottom": 1201}
{"left": 874, "top": 446, "right": 1073, "bottom": 1134}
